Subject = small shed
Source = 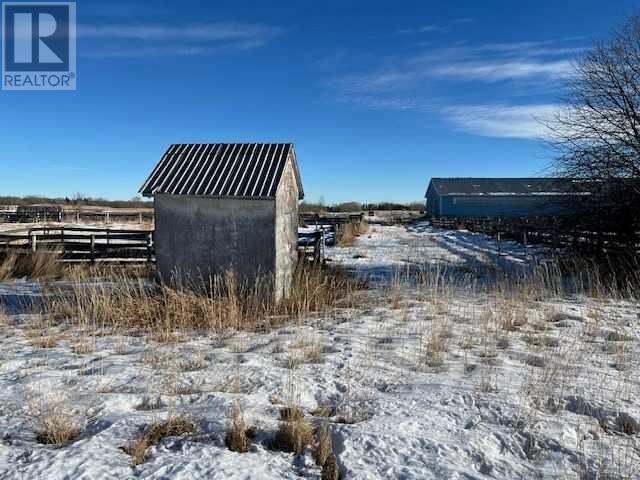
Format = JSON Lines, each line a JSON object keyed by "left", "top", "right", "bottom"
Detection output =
{"left": 425, "top": 178, "right": 586, "bottom": 217}
{"left": 139, "top": 143, "right": 304, "bottom": 300}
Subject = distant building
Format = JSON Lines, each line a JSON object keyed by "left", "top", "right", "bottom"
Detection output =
{"left": 425, "top": 178, "right": 586, "bottom": 217}
{"left": 140, "top": 143, "right": 304, "bottom": 300}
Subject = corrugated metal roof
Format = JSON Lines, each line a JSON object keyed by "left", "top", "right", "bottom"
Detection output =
{"left": 426, "top": 178, "right": 588, "bottom": 197}
{"left": 139, "top": 143, "right": 304, "bottom": 199}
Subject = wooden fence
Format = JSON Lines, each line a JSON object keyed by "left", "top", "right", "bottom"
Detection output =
{"left": 0, "top": 227, "right": 154, "bottom": 263}
{"left": 299, "top": 213, "right": 363, "bottom": 227}
{"left": 430, "top": 216, "right": 640, "bottom": 255}
{"left": 0, "top": 209, "right": 153, "bottom": 224}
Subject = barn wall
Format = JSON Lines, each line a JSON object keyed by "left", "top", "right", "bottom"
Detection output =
{"left": 274, "top": 157, "right": 300, "bottom": 301}
{"left": 154, "top": 194, "right": 276, "bottom": 288}
{"left": 438, "top": 195, "right": 564, "bottom": 217}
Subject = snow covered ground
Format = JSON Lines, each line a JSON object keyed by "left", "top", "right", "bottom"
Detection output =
{"left": 0, "top": 223, "right": 639, "bottom": 479}
{"left": 329, "top": 222, "right": 545, "bottom": 284}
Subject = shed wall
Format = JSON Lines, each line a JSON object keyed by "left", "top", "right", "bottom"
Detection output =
{"left": 274, "top": 158, "right": 300, "bottom": 300}
{"left": 154, "top": 195, "right": 276, "bottom": 287}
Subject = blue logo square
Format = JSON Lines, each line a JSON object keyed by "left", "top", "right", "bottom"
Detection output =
{"left": 2, "top": 2, "right": 76, "bottom": 90}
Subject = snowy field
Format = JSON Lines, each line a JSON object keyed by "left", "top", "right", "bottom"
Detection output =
{"left": 0, "top": 223, "right": 639, "bottom": 479}
{"left": 328, "top": 222, "right": 545, "bottom": 284}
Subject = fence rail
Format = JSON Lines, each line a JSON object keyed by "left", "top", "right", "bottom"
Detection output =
{"left": 0, "top": 226, "right": 154, "bottom": 263}
{"left": 0, "top": 209, "right": 153, "bottom": 224}
{"left": 299, "top": 213, "right": 363, "bottom": 227}
{"left": 430, "top": 216, "right": 640, "bottom": 255}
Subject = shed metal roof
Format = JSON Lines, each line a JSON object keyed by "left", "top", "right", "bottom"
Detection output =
{"left": 139, "top": 143, "right": 304, "bottom": 199}
{"left": 426, "top": 178, "right": 588, "bottom": 197}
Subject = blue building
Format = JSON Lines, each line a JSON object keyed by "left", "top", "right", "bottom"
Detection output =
{"left": 425, "top": 178, "right": 586, "bottom": 218}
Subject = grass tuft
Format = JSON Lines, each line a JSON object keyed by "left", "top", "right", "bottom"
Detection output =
{"left": 225, "top": 401, "right": 251, "bottom": 453}
{"left": 337, "top": 221, "right": 369, "bottom": 247}
{"left": 125, "top": 415, "right": 196, "bottom": 466}
{"left": 29, "top": 396, "right": 83, "bottom": 448}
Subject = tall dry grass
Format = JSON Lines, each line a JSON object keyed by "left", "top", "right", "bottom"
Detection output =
{"left": 402, "top": 249, "right": 640, "bottom": 479}
{"left": 0, "top": 247, "right": 154, "bottom": 283}
{"left": 225, "top": 400, "right": 251, "bottom": 453}
{"left": 38, "top": 261, "right": 360, "bottom": 337}
{"left": 337, "top": 221, "right": 369, "bottom": 247}
{"left": 0, "top": 249, "right": 65, "bottom": 281}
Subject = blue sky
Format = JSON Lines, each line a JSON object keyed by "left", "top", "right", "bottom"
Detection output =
{"left": 0, "top": 0, "right": 637, "bottom": 203}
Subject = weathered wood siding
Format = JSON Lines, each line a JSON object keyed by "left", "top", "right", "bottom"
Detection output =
{"left": 154, "top": 194, "right": 276, "bottom": 288}
{"left": 274, "top": 156, "right": 299, "bottom": 300}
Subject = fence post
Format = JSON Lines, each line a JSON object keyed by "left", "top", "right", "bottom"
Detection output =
{"left": 313, "top": 231, "right": 322, "bottom": 264}
{"left": 496, "top": 232, "right": 502, "bottom": 256}
{"left": 523, "top": 230, "right": 528, "bottom": 259}
{"left": 61, "top": 228, "right": 65, "bottom": 256}
{"left": 146, "top": 233, "right": 152, "bottom": 263}
{"left": 90, "top": 234, "right": 95, "bottom": 264}
{"left": 31, "top": 233, "right": 37, "bottom": 253}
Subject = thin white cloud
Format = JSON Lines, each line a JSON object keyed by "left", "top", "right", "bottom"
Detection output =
{"left": 85, "top": 45, "right": 229, "bottom": 58}
{"left": 443, "top": 104, "right": 559, "bottom": 139}
{"left": 397, "top": 17, "right": 476, "bottom": 35}
{"left": 397, "top": 24, "right": 445, "bottom": 35}
{"left": 329, "top": 38, "right": 579, "bottom": 96}
{"left": 334, "top": 94, "right": 431, "bottom": 111}
{"left": 322, "top": 36, "right": 581, "bottom": 139}
{"left": 79, "top": 22, "right": 284, "bottom": 57}
{"left": 328, "top": 70, "right": 419, "bottom": 94}
{"left": 431, "top": 59, "right": 572, "bottom": 82}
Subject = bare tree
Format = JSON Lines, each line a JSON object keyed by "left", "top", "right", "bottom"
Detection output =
{"left": 548, "top": 15, "right": 640, "bottom": 236}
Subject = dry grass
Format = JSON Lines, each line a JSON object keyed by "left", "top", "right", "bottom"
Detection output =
{"left": 321, "top": 453, "right": 341, "bottom": 480}
{"left": 126, "top": 415, "right": 196, "bottom": 466}
{"left": 28, "top": 395, "right": 84, "bottom": 447}
{"left": 0, "top": 250, "right": 18, "bottom": 281}
{"left": 225, "top": 401, "right": 251, "bottom": 453}
{"left": 29, "top": 334, "right": 58, "bottom": 349}
{"left": 314, "top": 422, "right": 333, "bottom": 467}
{"left": 0, "top": 248, "right": 154, "bottom": 283}
{"left": 417, "top": 319, "right": 450, "bottom": 368}
{"left": 272, "top": 375, "right": 314, "bottom": 455}
{"left": 38, "top": 262, "right": 359, "bottom": 338}
{"left": 71, "top": 338, "right": 95, "bottom": 355}
{"left": 0, "top": 249, "right": 65, "bottom": 281}
{"left": 288, "top": 334, "right": 326, "bottom": 367}
{"left": 0, "top": 306, "right": 8, "bottom": 327}
{"left": 337, "top": 221, "right": 369, "bottom": 247}
{"left": 272, "top": 407, "right": 314, "bottom": 455}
